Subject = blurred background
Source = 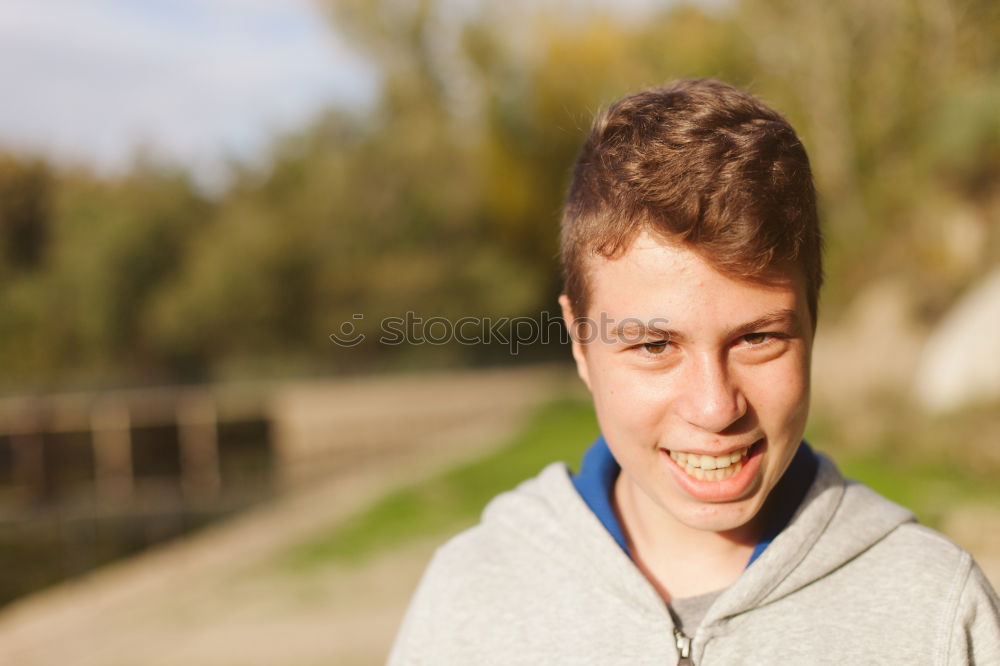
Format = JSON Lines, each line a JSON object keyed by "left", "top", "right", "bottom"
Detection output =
{"left": 0, "top": 0, "right": 998, "bottom": 664}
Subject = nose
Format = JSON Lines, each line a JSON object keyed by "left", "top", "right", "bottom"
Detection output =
{"left": 675, "top": 352, "right": 747, "bottom": 433}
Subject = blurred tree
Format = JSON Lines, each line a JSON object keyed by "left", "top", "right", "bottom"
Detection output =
{"left": 736, "top": 0, "right": 1000, "bottom": 310}
{"left": 1, "top": 0, "right": 998, "bottom": 389}
{"left": 0, "top": 154, "right": 52, "bottom": 271}
{"left": 0, "top": 163, "right": 208, "bottom": 388}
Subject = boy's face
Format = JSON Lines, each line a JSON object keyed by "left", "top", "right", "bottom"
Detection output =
{"left": 561, "top": 231, "right": 813, "bottom": 536}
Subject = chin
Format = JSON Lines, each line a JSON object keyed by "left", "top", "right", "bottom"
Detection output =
{"left": 674, "top": 496, "right": 765, "bottom": 535}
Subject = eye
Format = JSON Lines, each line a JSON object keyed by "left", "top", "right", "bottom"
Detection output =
{"left": 742, "top": 332, "right": 771, "bottom": 346}
{"left": 639, "top": 341, "right": 670, "bottom": 355}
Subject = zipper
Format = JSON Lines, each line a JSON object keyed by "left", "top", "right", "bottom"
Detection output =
{"left": 673, "top": 627, "right": 694, "bottom": 665}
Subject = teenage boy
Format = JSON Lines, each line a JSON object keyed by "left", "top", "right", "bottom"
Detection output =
{"left": 388, "top": 79, "right": 1000, "bottom": 665}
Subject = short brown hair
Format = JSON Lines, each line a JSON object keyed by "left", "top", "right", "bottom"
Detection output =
{"left": 560, "top": 79, "right": 823, "bottom": 324}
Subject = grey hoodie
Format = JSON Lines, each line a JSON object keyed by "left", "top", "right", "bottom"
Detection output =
{"left": 388, "top": 454, "right": 1000, "bottom": 665}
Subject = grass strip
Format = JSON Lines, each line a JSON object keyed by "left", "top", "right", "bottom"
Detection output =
{"left": 282, "top": 395, "right": 598, "bottom": 570}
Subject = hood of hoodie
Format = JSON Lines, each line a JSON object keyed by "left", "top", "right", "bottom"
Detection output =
{"left": 479, "top": 452, "right": 916, "bottom": 624}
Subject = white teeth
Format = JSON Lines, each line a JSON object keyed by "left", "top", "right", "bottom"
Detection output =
{"left": 668, "top": 445, "right": 752, "bottom": 481}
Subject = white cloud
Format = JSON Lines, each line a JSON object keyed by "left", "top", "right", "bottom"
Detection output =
{"left": 0, "top": 0, "right": 376, "bottom": 187}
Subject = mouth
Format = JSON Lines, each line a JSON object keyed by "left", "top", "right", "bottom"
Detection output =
{"left": 666, "top": 440, "right": 762, "bottom": 482}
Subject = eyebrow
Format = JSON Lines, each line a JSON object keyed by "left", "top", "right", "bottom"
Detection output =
{"left": 614, "top": 320, "right": 677, "bottom": 340}
{"left": 725, "top": 308, "right": 802, "bottom": 340}
{"left": 612, "top": 308, "right": 801, "bottom": 344}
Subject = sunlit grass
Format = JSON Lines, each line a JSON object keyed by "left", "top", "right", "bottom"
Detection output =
{"left": 282, "top": 395, "right": 599, "bottom": 570}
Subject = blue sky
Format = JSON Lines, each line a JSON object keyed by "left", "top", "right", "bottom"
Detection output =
{"left": 0, "top": 0, "right": 376, "bottom": 187}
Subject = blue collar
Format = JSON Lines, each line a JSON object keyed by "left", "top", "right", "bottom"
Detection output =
{"left": 571, "top": 436, "right": 818, "bottom": 568}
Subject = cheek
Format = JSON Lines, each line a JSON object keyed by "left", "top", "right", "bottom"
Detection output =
{"left": 744, "top": 355, "right": 811, "bottom": 433}
{"left": 588, "top": 357, "right": 668, "bottom": 435}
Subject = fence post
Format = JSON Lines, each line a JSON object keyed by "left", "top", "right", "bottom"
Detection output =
{"left": 91, "top": 399, "right": 134, "bottom": 504}
{"left": 9, "top": 417, "right": 46, "bottom": 502}
{"left": 177, "top": 392, "right": 220, "bottom": 503}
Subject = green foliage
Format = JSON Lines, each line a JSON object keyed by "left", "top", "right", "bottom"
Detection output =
{"left": 0, "top": 160, "right": 210, "bottom": 387}
{"left": 0, "top": 155, "right": 52, "bottom": 271}
{"left": 1, "top": 0, "right": 999, "bottom": 387}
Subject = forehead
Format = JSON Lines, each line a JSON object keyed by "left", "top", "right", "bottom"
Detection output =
{"left": 585, "top": 232, "right": 807, "bottom": 326}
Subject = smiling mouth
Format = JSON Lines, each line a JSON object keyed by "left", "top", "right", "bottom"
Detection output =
{"left": 667, "top": 441, "right": 761, "bottom": 481}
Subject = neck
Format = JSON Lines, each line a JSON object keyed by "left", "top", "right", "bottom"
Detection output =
{"left": 613, "top": 474, "right": 763, "bottom": 602}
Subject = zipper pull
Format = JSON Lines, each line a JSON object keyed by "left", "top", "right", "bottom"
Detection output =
{"left": 673, "top": 627, "right": 694, "bottom": 665}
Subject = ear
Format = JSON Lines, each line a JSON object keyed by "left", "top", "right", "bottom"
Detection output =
{"left": 559, "top": 294, "right": 591, "bottom": 390}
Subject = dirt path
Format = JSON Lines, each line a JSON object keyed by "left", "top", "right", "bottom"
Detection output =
{"left": 0, "top": 460, "right": 437, "bottom": 666}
